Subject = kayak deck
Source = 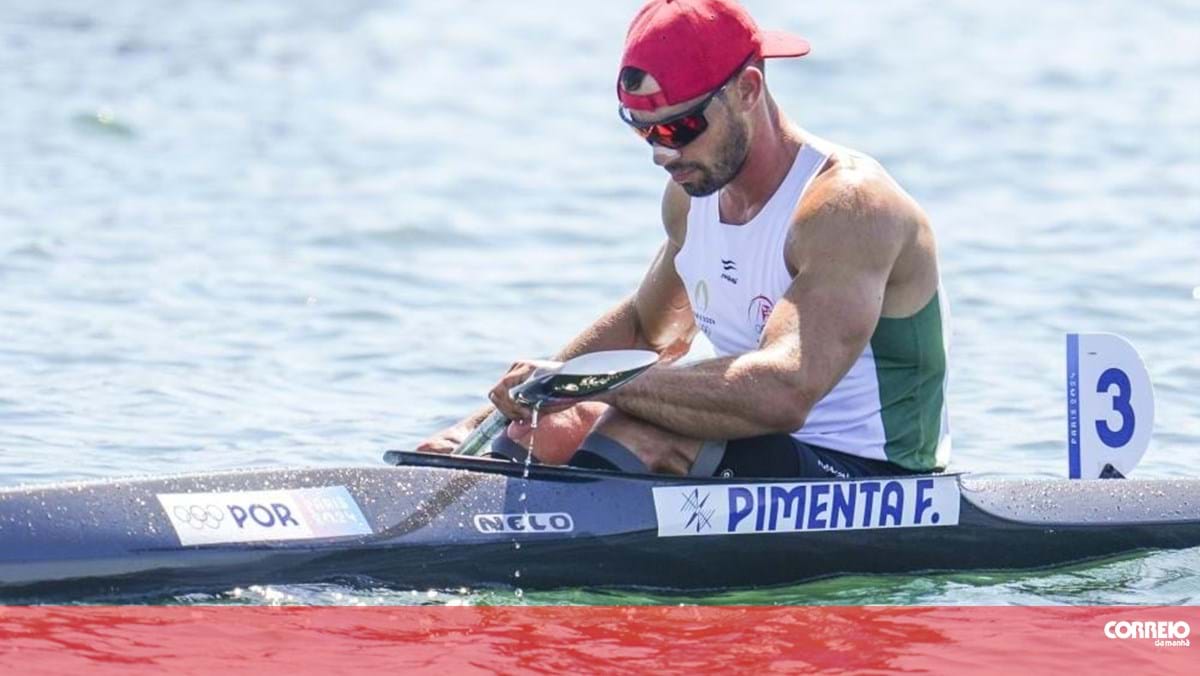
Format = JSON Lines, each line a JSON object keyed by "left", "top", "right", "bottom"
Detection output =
{"left": 1, "top": 451, "right": 1198, "bottom": 600}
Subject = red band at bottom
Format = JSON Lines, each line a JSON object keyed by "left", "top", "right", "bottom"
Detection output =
{"left": 1, "top": 606, "right": 1195, "bottom": 674}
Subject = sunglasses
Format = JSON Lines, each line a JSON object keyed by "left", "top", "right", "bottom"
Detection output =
{"left": 618, "top": 57, "right": 752, "bottom": 150}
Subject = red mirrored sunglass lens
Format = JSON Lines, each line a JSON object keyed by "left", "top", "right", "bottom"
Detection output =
{"left": 634, "top": 114, "right": 707, "bottom": 149}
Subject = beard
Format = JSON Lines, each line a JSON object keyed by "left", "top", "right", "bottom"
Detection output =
{"left": 671, "top": 114, "right": 750, "bottom": 197}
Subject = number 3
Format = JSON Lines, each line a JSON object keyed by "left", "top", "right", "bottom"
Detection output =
{"left": 1095, "top": 367, "right": 1135, "bottom": 448}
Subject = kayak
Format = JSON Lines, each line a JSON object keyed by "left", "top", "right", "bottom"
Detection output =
{"left": 2, "top": 450, "right": 1200, "bottom": 599}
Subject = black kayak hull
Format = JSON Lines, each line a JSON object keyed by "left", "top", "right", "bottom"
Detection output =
{"left": 2, "top": 451, "right": 1199, "bottom": 599}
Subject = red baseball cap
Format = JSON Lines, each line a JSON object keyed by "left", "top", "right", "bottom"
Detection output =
{"left": 618, "top": 0, "right": 811, "bottom": 111}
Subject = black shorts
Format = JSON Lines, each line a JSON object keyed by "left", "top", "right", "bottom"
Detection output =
{"left": 716, "top": 434, "right": 920, "bottom": 479}
{"left": 496, "top": 430, "right": 920, "bottom": 479}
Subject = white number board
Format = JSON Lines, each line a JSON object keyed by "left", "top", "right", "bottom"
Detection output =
{"left": 1066, "top": 333, "right": 1155, "bottom": 478}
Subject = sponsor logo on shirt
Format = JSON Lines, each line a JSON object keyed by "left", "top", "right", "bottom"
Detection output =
{"left": 693, "top": 279, "right": 710, "bottom": 311}
{"left": 652, "top": 476, "right": 961, "bottom": 537}
{"left": 720, "top": 259, "right": 738, "bottom": 284}
{"left": 692, "top": 279, "right": 717, "bottom": 337}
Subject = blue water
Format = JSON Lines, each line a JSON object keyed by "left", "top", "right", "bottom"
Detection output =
{"left": 1, "top": 0, "right": 1198, "bottom": 604}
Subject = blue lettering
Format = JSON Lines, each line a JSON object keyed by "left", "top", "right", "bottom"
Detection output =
{"left": 228, "top": 505, "right": 248, "bottom": 528}
{"left": 830, "top": 483, "right": 857, "bottom": 529}
{"left": 549, "top": 514, "right": 571, "bottom": 530}
{"left": 914, "top": 479, "right": 938, "bottom": 525}
{"left": 879, "top": 481, "right": 904, "bottom": 526}
{"left": 249, "top": 504, "right": 275, "bottom": 527}
{"left": 755, "top": 486, "right": 767, "bottom": 532}
{"left": 769, "top": 486, "right": 807, "bottom": 530}
{"left": 529, "top": 515, "right": 547, "bottom": 531}
{"left": 1096, "top": 367, "right": 1135, "bottom": 448}
{"left": 807, "top": 484, "right": 830, "bottom": 530}
{"left": 728, "top": 487, "right": 754, "bottom": 531}
{"left": 505, "top": 515, "right": 525, "bottom": 531}
{"left": 858, "top": 482, "right": 880, "bottom": 527}
{"left": 271, "top": 503, "right": 299, "bottom": 527}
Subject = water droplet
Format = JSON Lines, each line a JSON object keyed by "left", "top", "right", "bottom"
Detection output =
{"left": 515, "top": 588, "right": 524, "bottom": 599}
{"left": 514, "top": 542, "right": 521, "bottom": 550}
{"left": 514, "top": 570, "right": 521, "bottom": 578}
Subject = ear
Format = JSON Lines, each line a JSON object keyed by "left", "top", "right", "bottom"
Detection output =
{"left": 732, "top": 66, "right": 765, "bottom": 112}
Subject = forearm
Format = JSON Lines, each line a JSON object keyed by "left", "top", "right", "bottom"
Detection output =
{"left": 464, "top": 292, "right": 688, "bottom": 430}
{"left": 458, "top": 298, "right": 650, "bottom": 431}
{"left": 553, "top": 296, "right": 649, "bottom": 360}
{"left": 604, "top": 352, "right": 808, "bottom": 440}
{"left": 462, "top": 403, "right": 495, "bottom": 428}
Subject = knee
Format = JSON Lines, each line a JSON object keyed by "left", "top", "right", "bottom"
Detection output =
{"left": 505, "top": 402, "right": 609, "bottom": 465}
{"left": 591, "top": 407, "right": 643, "bottom": 439}
{"left": 590, "top": 409, "right": 699, "bottom": 475}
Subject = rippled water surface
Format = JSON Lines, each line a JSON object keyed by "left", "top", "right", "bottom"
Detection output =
{"left": 1, "top": 0, "right": 1198, "bottom": 605}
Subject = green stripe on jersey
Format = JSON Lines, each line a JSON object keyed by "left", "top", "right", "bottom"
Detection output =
{"left": 870, "top": 292, "right": 947, "bottom": 471}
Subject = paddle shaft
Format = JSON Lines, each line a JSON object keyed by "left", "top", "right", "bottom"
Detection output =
{"left": 455, "top": 409, "right": 509, "bottom": 456}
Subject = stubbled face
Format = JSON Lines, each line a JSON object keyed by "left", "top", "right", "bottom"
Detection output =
{"left": 623, "top": 72, "right": 751, "bottom": 197}
{"left": 661, "top": 101, "right": 749, "bottom": 197}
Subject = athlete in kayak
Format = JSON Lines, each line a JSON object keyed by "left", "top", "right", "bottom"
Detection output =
{"left": 419, "top": 0, "right": 950, "bottom": 479}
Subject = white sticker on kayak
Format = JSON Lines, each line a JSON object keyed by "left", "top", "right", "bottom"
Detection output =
{"left": 158, "top": 486, "right": 373, "bottom": 546}
{"left": 653, "top": 476, "right": 960, "bottom": 537}
{"left": 473, "top": 512, "right": 574, "bottom": 534}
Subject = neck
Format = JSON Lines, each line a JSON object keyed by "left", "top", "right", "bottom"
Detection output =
{"left": 718, "top": 105, "right": 803, "bottom": 225}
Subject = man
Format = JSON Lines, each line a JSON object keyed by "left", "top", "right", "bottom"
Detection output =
{"left": 418, "top": 0, "right": 950, "bottom": 479}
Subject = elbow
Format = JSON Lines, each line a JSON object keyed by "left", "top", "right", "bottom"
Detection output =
{"left": 760, "top": 406, "right": 810, "bottom": 435}
{"left": 755, "top": 381, "right": 814, "bottom": 433}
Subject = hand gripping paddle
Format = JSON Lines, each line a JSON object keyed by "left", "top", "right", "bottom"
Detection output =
{"left": 453, "top": 349, "right": 659, "bottom": 457}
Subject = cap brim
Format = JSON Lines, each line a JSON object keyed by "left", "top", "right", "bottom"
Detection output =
{"left": 760, "top": 30, "right": 811, "bottom": 58}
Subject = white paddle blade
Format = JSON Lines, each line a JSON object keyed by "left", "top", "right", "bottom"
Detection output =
{"left": 1067, "top": 333, "right": 1155, "bottom": 479}
{"left": 558, "top": 349, "right": 659, "bottom": 376}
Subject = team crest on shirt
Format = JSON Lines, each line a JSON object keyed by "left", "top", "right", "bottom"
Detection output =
{"left": 747, "top": 295, "right": 774, "bottom": 335}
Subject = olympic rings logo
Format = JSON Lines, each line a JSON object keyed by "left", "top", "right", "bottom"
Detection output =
{"left": 172, "top": 504, "right": 226, "bottom": 530}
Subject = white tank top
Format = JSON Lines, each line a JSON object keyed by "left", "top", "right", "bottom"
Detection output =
{"left": 673, "top": 144, "right": 951, "bottom": 470}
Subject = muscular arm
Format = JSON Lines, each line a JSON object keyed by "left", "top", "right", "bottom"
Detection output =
{"left": 555, "top": 182, "right": 696, "bottom": 361}
{"left": 460, "top": 183, "right": 695, "bottom": 429}
{"left": 421, "top": 184, "right": 697, "bottom": 448}
{"left": 603, "top": 171, "right": 913, "bottom": 439}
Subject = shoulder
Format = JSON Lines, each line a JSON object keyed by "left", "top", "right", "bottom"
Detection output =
{"left": 799, "top": 141, "right": 924, "bottom": 240}
{"left": 660, "top": 179, "right": 691, "bottom": 249}
{"left": 787, "top": 141, "right": 926, "bottom": 271}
